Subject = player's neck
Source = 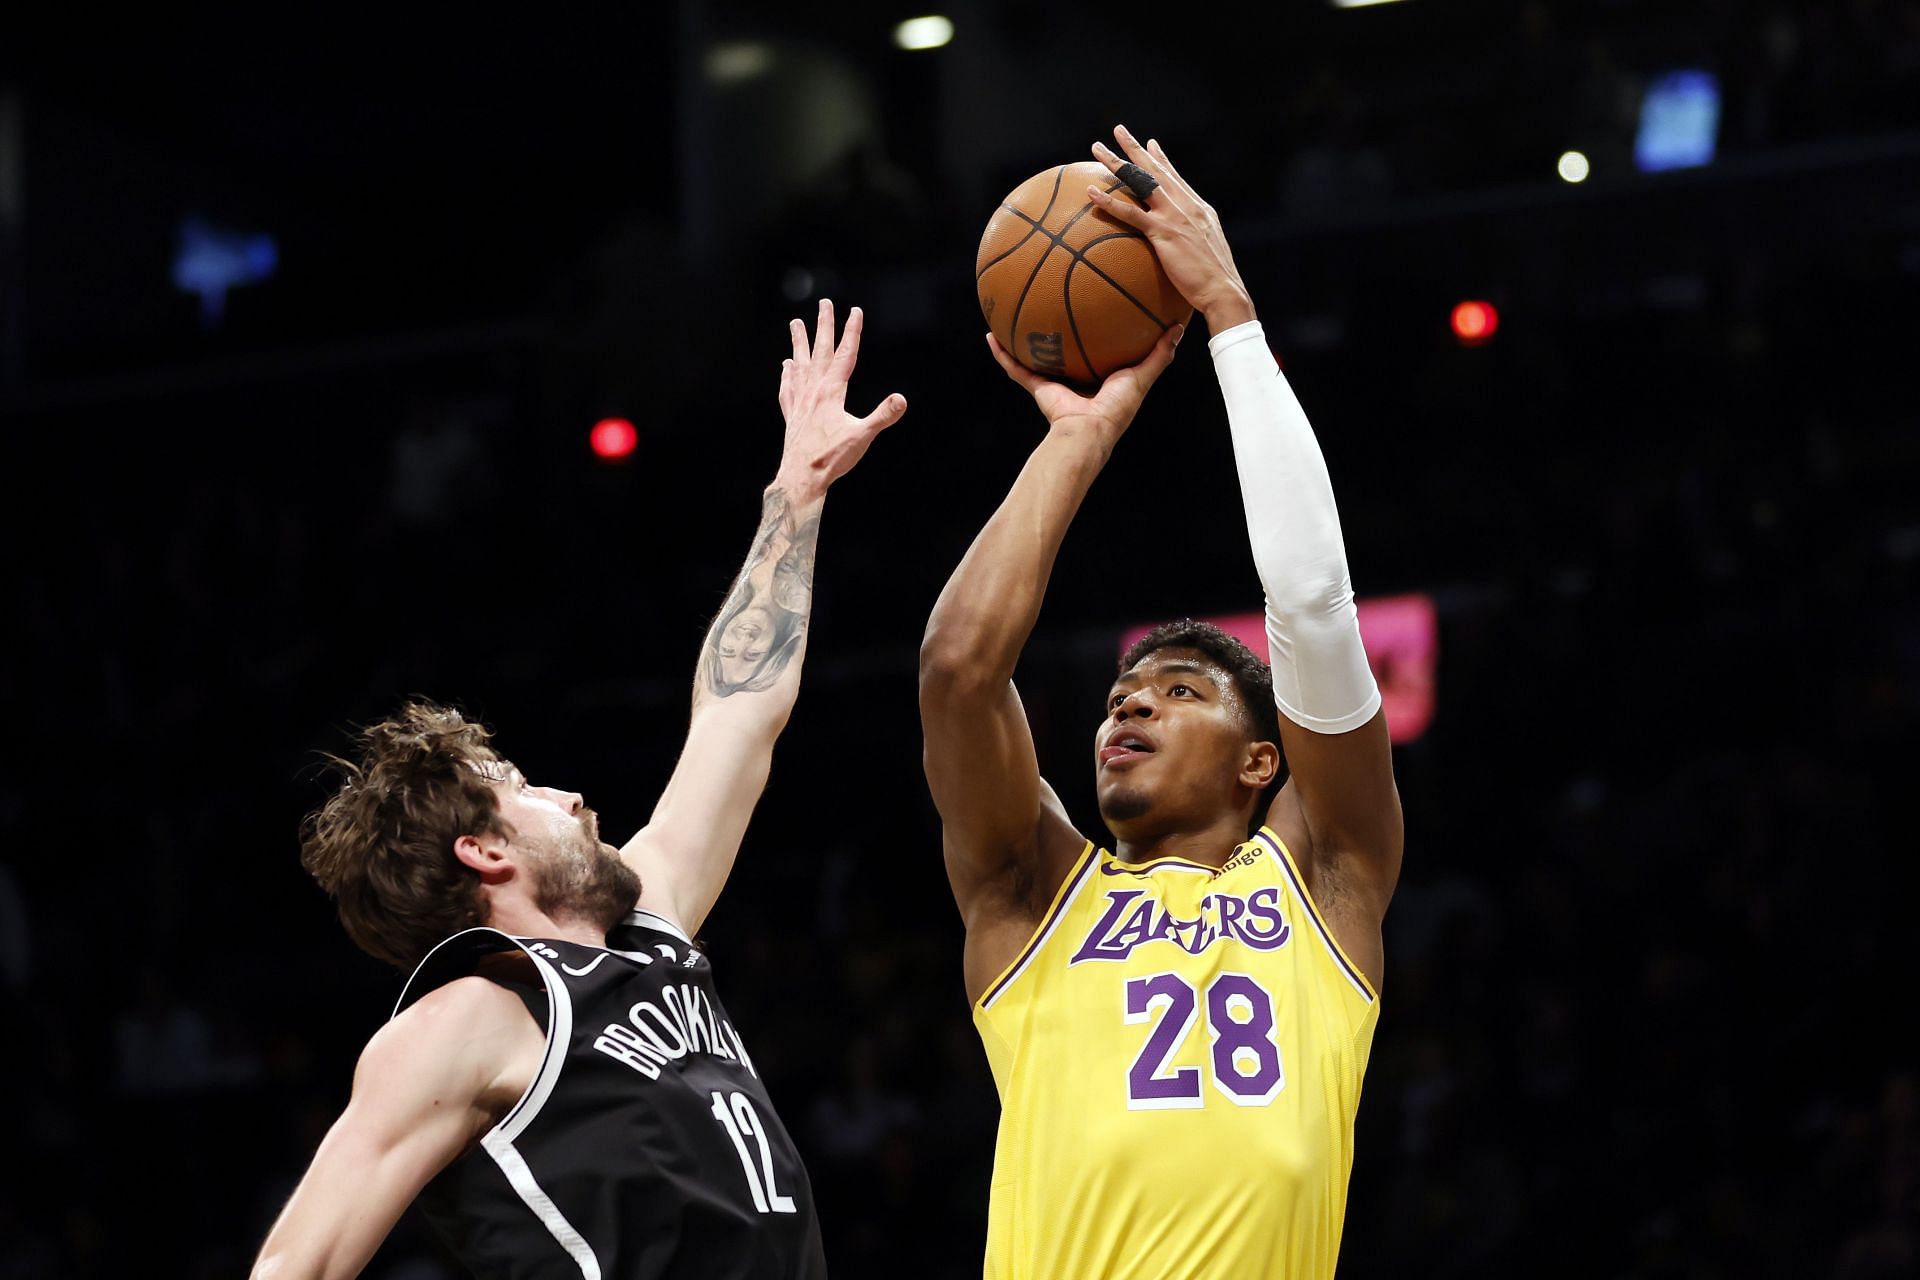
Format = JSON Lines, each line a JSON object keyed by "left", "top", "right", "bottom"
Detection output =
{"left": 484, "top": 896, "right": 611, "bottom": 948}
{"left": 1110, "top": 813, "right": 1253, "bottom": 868}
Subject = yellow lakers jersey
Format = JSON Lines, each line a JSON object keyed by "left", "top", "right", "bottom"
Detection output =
{"left": 973, "top": 827, "right": 1379, "bottom": 1280}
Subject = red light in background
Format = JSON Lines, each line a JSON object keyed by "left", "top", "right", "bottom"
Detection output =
{"left": 1450, "top": 300, "right": 1499, "bottom": 346}
{"left": 590, "top": 418, "right": 637, "bottom": 460}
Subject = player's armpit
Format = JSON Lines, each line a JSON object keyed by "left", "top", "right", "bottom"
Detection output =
{"left": 1264, "top": 710, "right": 1402, "bottom": 989}
{"left": 251, "top": 977, "right": 541, "bottom": 1280}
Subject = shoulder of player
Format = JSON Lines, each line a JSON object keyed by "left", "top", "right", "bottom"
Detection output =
{"left": 363, "top": 976, "right": 544, "bottom": 1108}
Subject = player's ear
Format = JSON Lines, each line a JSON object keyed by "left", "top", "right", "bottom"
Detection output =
{"left": 1238, "top": 739, "right": 1282, "bottom": 792}
{"left": 454, "top": 832, "right": 515, "bottom": 884}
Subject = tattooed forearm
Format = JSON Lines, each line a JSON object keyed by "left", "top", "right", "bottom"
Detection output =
{"left": 748, "top": 487, "right": 789, "bottom": 562}
{"left": 699, "top": 487, "right": 823, "bottom": 700}
{"left": 770, "top": 515, "right": 819, "bottom": 611}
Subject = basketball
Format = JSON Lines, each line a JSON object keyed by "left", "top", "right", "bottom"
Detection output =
{"left": 976, "top": 160, "right": 1192, "bottom": 385}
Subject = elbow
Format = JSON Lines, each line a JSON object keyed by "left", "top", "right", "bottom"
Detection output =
{"left": 918, "top": 623, "right": 1004, "bottom": 708}
{"left": 1263, "top": 567, "right": 1356, "bottom": 629}
{"left": 919, "top": 616, "right": 987, "bottom": 686}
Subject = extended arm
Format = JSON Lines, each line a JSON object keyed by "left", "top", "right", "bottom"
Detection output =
{"left": 252, "top": 978, "right": 541, "bottom": 1280}
{"left": 623, "top": 301, "right": 904, "bottom": 935}
{"left": 1212, "top": 318, "right": 1402, "bottom": 940}
{"left": 1090, "top": 128, "right": 1402, "bottom": 982}
{"left": 922, "top": 325, "right": 1180, "bottom": 1000}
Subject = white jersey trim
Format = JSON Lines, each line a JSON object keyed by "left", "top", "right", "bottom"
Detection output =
{"left": 624, "top": 907, "right": 693, "bottom": 946}
{"left": 481, "top": 1130, "right": 603, "bottom": 1279}
{"left": 495, "top": 947, "right": 574, "bottom": 1143}
{"left": 394, "top": 931, "right": 600, "bottom": 1275}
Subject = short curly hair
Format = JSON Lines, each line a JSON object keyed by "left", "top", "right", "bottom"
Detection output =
{"left": 1119, "top": 619, "right": 1286, "bottom": 827}
{"left": 299, "top": 701, "right": 507, "bottom": 970}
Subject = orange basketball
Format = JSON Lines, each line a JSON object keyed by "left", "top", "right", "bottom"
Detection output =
{"left": 976, "top": 160, "right": 1192, "bottom": 385}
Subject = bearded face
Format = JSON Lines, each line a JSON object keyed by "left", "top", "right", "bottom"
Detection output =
{"left": 523, "top": 808, "right": 642, "bottom": 935}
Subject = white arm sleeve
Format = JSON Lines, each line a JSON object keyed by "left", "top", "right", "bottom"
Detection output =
{"left": 1211, "top": 320, "right": 1381, "bottom": 735}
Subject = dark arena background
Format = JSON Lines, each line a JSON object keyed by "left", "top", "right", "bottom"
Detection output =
{"left": 3, "top": 2, "right": 1917, "bottom": 1276}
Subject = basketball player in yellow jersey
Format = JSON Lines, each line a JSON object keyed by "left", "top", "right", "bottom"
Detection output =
{"left": 920, "top": 125, "right": 1403, "bottom": 1280}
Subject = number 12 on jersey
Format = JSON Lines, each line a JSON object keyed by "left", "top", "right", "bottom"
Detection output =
{"left": 710, "top": 1090, "right": 797, "bottom": 1213}
{"left": 1124, "top": 971, "right": 1284, "bottom": 1109}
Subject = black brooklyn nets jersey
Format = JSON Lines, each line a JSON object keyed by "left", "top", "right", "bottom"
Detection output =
{"left": 394, "top": 908, "right": 826, "bottom": 1279}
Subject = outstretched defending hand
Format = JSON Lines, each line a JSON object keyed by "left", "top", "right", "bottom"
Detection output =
{"left": 776, "top": 299, "right": 907, "bottom": 500}
{"left": 1085, "top": 126, "right": 1256, "bottom": 332}
{"left": 985, "top": 322, "right": 1184, "bottom": 449}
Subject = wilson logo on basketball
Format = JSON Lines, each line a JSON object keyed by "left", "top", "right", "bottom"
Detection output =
{"left": 1027, "top": 331, "right": 1066, "bottom": 377}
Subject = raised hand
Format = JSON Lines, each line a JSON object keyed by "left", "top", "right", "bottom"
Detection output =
{"left": 986, "top": 323, "right": 1184, "bottom": 449}
{"left": 1086, "top": 126, "right": 1256, "bottom": 332}
{"left": 775, "top": 299, "right": 908, "bottom": 501}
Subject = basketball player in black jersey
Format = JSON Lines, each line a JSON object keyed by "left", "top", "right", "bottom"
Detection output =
{"left": 252, "top": 302, "right": 905, "bottom": 1280}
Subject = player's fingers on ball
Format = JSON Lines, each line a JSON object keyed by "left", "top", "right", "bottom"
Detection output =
{"left": 1111, "top": 128, "right": 1191, "bottom": 214}
{"left": 1087, "top": 184, "right": 1149, "bottom": 228}
{"left": 1092, "top": 140, "right": 1165, "bottom": 207}
{"left": 1137, "top": 323, "right": 1182, "bottom": 378}
{"left": 985, "top": 334, "right": 1040, "bottom": 388}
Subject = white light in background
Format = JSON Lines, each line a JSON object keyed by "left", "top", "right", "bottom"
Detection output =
{"left": 1331, "top": 0, "right": 1412, "bottom": 9}
{"left": 1557, "top": 150, "right": 1591, "bottom": 184}
{"left": 705, "top": 42, "right": 775, "bottom": 84}
{"left": 894, "top": 16, "right": 954, "bottom": 50}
